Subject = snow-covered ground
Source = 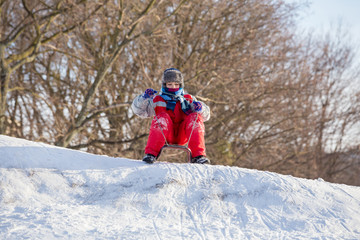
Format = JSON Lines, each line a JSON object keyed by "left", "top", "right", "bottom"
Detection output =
{"left": 1, "top": 135, "right": 360, "bottom": 240}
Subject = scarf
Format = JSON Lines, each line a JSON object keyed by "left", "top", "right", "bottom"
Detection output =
{"left": 160, "top": 87, "right": 192, "bottom": 115}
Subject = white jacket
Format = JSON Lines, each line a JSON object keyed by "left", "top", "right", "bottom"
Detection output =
{"left": 131, "top": 93, "right": 210, "bottom": 122}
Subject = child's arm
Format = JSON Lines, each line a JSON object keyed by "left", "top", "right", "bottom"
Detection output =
{"left": 194, "top": 100, "right": 210, "bottom": 122}
{"left": 131, "top": 89, "right": 157, "bottom": 118}
{"left": 186, "top": 95, "right": 210, "bottom": 122}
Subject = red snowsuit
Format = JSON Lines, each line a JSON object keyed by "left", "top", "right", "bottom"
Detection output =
{"left": 145, "top": 94, "right": 206, "bottom": 158}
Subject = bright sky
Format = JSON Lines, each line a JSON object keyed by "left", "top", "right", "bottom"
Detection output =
{"left": 286, "top": 0, "right": 360, "bottom": 64}
{"left": 290, "top": 0, "right": 360, "bottom": 42}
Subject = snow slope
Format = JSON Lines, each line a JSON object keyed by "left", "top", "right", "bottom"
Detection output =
{"left": 0, "top": 135, "right": 360, "bottom": 240}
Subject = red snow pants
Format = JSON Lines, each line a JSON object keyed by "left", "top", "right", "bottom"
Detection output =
{"left": 145, "top": 112, "right": 206, "bottom": 158}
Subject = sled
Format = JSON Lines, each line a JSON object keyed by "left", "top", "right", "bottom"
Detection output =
{"left": 157, "top": 144, "right": 192, "bottom": 163}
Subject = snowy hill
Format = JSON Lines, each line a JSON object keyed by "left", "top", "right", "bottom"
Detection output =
{"left": 1, "top": 135, "right": 360, "bottom": 240}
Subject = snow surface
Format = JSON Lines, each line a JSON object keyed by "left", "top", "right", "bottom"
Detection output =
{"left": 1, "top": 135, "right": 360, "bottom": 240}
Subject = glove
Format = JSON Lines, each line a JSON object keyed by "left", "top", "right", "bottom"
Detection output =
{"left": 143, "top": 88, "right": 157, "bottom": 99}
{"left": 192, "top": 101, "right": 202, "bottom": 112}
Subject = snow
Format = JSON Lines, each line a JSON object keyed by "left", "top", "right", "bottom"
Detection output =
{"left": 1, "top": 135, "right": 360, "bottom": 239}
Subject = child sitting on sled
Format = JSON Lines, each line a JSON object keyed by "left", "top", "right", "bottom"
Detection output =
{"left": 131, "top": 68, "right": 210, "bottom": 164}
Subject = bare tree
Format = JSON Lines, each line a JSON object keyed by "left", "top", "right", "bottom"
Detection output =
{"left": 52, "top": 0, "right": 189, "bottom": 148}
{"left": 0, "top": 0, "right": 105, "bottom": 134}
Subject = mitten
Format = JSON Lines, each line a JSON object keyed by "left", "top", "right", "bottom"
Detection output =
{"left": 143, "top": 88, "right": 158, "bottom": 99}
{"left": 192, "top": 101, "right": 202, "bottom": 112}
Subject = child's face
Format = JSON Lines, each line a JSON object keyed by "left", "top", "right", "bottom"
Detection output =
{"left": 166, "top": 82, "right": 180, "bottom": 89}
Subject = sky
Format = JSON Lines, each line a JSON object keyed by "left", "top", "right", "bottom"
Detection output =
{"left": 289, "top": 0, "right": 360, "bottom": 43}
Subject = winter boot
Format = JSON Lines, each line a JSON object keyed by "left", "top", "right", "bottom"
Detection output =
{"left": 191, "top": 155, "right": 210, "bottom": 164}
{"left": 142, "top": 154, "right": 156, "bottom": 164}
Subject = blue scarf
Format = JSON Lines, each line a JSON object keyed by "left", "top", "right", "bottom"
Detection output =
{"left": 160, "top": 87, "right": 192, "bottom": 115}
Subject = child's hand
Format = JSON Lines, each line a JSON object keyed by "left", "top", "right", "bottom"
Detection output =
{"left": 143, "top": 88, "right": 158, "bottom": 99}
{"left": 192, "top": 101, "right": 202, "bottom": 112}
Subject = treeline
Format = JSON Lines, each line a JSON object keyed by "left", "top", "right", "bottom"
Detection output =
{"left": 1, "top": 0, "right": 360, "bottom": 185}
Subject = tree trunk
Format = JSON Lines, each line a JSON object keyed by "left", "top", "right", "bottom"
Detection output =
{"left": 0, "top": 47, "right": 10, "bottom": 134}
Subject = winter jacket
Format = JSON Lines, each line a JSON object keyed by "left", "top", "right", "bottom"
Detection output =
{"left": 131, "top": 92, "right": 210, "bottom": 122}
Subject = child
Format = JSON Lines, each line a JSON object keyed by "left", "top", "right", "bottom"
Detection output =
{"left": 131, "top": 68, "right": 210, "bottom": 164}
